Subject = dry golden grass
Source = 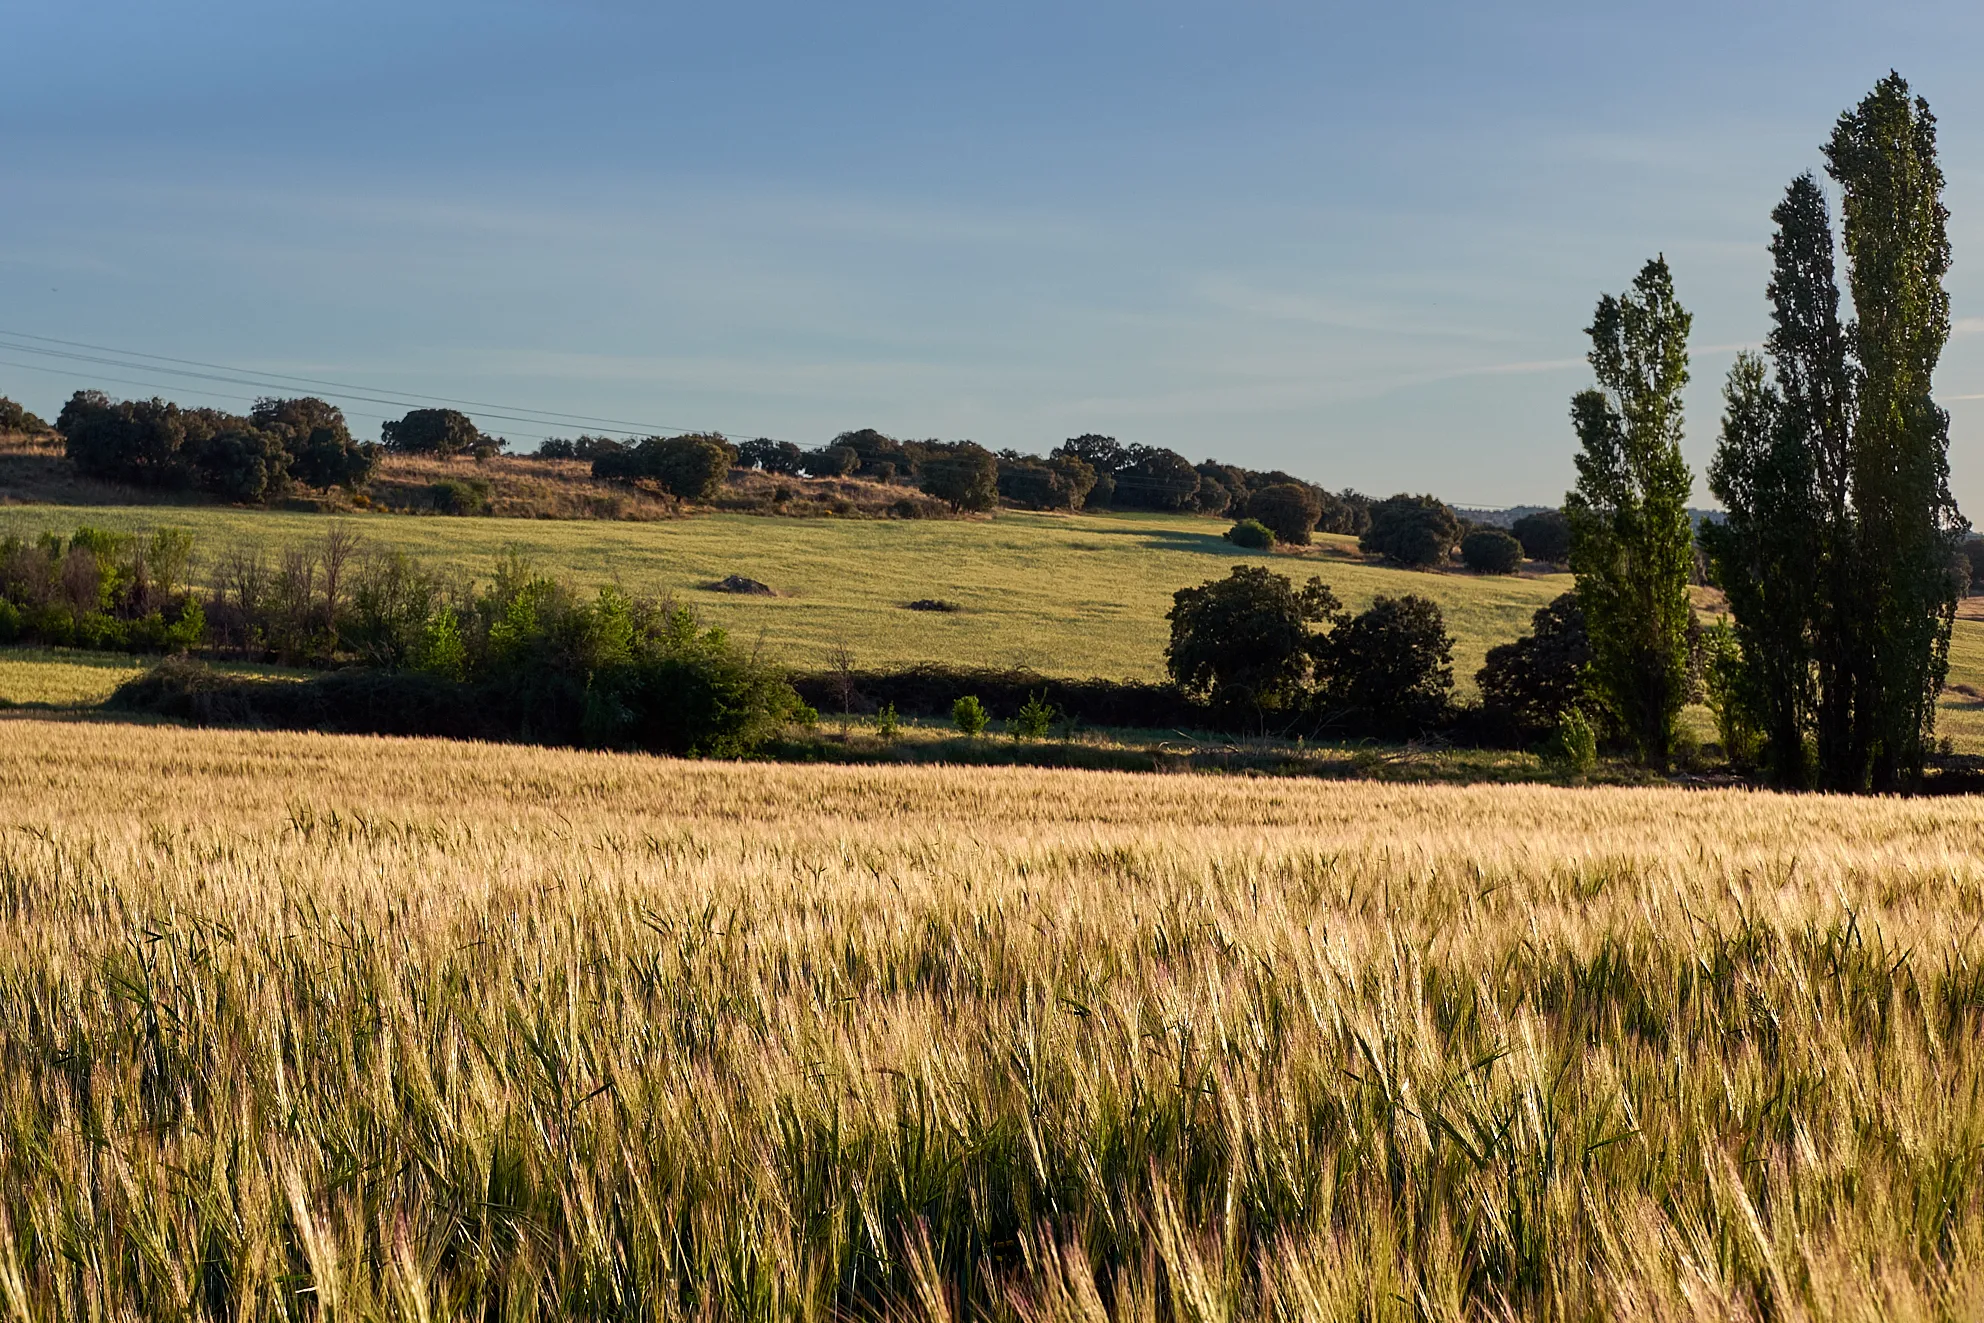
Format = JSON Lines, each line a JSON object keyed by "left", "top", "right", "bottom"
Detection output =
{"left": 5, "top": 720, "right": 1984, "bottom": 1319}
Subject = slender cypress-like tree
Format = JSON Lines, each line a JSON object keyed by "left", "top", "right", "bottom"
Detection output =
{"left": 1565, "top": 256, "right": 1696, "bottom": 764}
{"left": 1701, "top": 351, "right": 1817, "bottom": 784}
{"left": 1825, "top": 73, "right": 1965, "bottom": 790}
{"left": 1702, "top": 174, "right": 1853, "bottom": 786}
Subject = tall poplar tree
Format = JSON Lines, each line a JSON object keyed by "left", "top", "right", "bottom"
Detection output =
{"left": 1825, "top": 73, "right": 1965, "bottom": 789}
{"left": 1702, "top": 175, "right": 1849, "bottom": 787}
{"left": 1705, "top": 76, "right": 1964, "bottom": 791}
{"left": 1565, "top": 256, "right": 1696, "bottom": 764}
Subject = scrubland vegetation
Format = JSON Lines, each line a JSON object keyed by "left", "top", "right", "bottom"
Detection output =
{"left": 4, "top": 722, "right": 1984, "bottom": 1319}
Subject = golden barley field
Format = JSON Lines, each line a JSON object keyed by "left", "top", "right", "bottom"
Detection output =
{"left": 5, "top": 718, "right": 1984, "bottom": 1320}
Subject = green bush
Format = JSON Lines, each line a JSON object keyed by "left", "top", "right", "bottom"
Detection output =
{"left": 1223, "top": 518, "right": 1274, "bottom": 550}
{"left": 1460, "top": 528, "right": 1524, "bottom": 575}
{"left": 1166, "top": 565, "right": 1340, "bottom": 718}
{"left": 952, "top": 695, "right": 989, "bottom": 737}
{"left": 429, "top": 479, "right": 490, "bottom": 515}
{"left": 1245, "top": 484, "right": 1322, "bottom": 545}
{"left": 1555, "top": 708, "right": 1598, "bottom": 773}
{"left": 875, "top": 702, "right": 901, "bottom": 742}
{"left": 1317, "top": 594, "right": 1454, "bottom": 735}
{"left": 1010, "top": 691, "right": 1054, "bottom": 740}
{"left": 0, "top": 599, "right": 18, "bottom": 643}
{"left": 1512, "top": 509, "right": 1571, "bottom": 563}
{"left": 383, "top": 408, "right": 493, "bottom": 458}
{"left": 1360, "top": 493, "right": 1463, "bottom": 567}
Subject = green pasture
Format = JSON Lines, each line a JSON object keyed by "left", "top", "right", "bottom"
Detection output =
{"left": 0, "top": 504, "right": 1571, "bottom": 686}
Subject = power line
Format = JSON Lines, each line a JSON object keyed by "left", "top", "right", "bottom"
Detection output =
{"left": 0, "top": 337, "right": 654, "bottom": 439}
{"left": 0, "top": 329, "right": 801, "bottom": 445}
{"left": 0, "top": 355, "right": 391, "bottom": 426}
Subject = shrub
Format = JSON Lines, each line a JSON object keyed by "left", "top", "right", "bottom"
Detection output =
{"left": 875, "top": 702, "right": 901, "bottom": 742}
{"left": 1555, "top": 707, "right": 1598, "bottom": 773}
{"left": 1166, "top": 565, "right": 1340, "bottom": 719}
{"left": 1317, "top": 594, "right": 1454, "bottom": 735}
{"left": 1360, "top": 493, "right": 1463, "bottom": 566}
{"left": 1512, "top": 509, "right": 1571, "bottom": 563}
{"left": 1477, "top": 592, "right": 1590, "bottom": 736}
{"left": 0, "top": 397, "right": 48, "bottom": 434}
{"left": 593, "top": 434, "right": 737, "bottom": 500}
{"left": 1460, "top": 528, "right": 1524, "bottom": 575}
{"left": 1223, "top": 518, "right": 1274, "bottom": 550}
{"left": 801, "top": 446, "right": 858, "bottom": 478}
{"left": 429, "top": 479, "right": 490, "bottom": 515}
{"left": 952, "top": 694, "right": 989, "bottom": 737}
{"left": 919, "top": 445, "right": 999, "bottom": 513}
{"left": 1010, "top": 691, "right": 1054, "bottom": 740}
{"left": 739, "top": 438, "right": 806, "bottom": 475}
{"left": 1246, "top": 484, "right": 1322, "bottom": 545}
{"left": 382, "top": 408, "right": 492, "bottom": 459}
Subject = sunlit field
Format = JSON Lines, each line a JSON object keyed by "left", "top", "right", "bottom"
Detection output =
{"left": 0, "top": 503, "right": 1570, "bottom": 685}
{"left": 5, "top": 719, "right": 1984, "bottom": 1318}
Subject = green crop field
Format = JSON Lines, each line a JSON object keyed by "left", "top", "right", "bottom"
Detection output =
{"left": 4, "top": 501, "right": 1984, "bottom": 744}
{"left": 0, "top": 503, "right": 1572, "bottom": 686}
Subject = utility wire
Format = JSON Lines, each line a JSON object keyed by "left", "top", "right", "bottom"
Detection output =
{"left": 0, "top": 329, "right": 799, "bottom": 444}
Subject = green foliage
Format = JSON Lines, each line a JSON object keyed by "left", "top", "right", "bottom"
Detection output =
{"left": 1823, "top": 74, "right": 1966, "bottom": 789}
{"left": 381, "top": 407, "right": 491, "bottom": 458}
{"left": 1461, "top": 528, "right": 1524, "bottom": 575}
{"left": 1478, "top": 592, "right": 1591, "bottom": 737}
{"left": 1360, "top": 493, "right": 1462, "bottom": 566}
{"left": 1245, "top": 483, "right": 1321, "bottom": 545}
{"left": 1316, "top": 593, "right": 1454, "bottom": 735}
{"left": 875, "top": 701, "right": 901, "bottom": 742}
{"left": 1702, "top": 348, "right": 1819, "bottom": 786}
{"left": 428, "top": 478, "right": 490, "bottom": 515}
{"left": 918, "top": 445, "right": 999, "bottom": 513}
{"left": 951, "top": 694, "right": 988, "bottom": 737}
{"left": 1222, "top": 518, "right": 1274, "bottom": 550}
{"left": 1010, "top": 690, "right": 1054, "bottom": 740}
{"left": 1110, "top": 445, "right": 1202, "bottom": 511}
{"left": 1700, "top": 621, "right": 1766, "bottom": 768}
{"left": 1166, "top": 565, "right": 1341, "bottom": 719}
{"left": 738, "top": 438, "right": 806, "bottom": 475}
{"left": 1511, "top": 509, "right": 1570, "bottom": 563}
{"left": 1566, "top": 256, "right": 1697, "bottom": 765}
{"left": 57, "top": 391, "right": 376, "bottom": 501}
{"left": 1554, "top": 706, "right": 1598, "bottom": 773}
{"left": 0, "top": 524, "right": 204, "bottom": 654}
{"left": 0, "top": 396, "right": 48, "bottom": 434}
{"left": 997, "top": 456, "right": 1095, "bottom": 510}
{"left": 592, "top": 434, "right": 738, "bottom": 500}
{"left": 800, "top": 445, "right": 858, "bottom": 478}
{"left": 1705, "top": 79, "right": 1966, "bottom": 791}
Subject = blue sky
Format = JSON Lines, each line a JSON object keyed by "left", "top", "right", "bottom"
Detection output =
{"left": 3, "top": 1, "right": 1983, "bottom": 510}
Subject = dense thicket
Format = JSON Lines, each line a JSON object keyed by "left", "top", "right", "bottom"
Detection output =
{"left": 1703, "top": 75, "right": 1966, "bottom": 790}
{"left": 0, "top": 526, "right": 205, "bottom": 652}
{"left": 1565, "top": 257, "right": 1697, "bottom": 765}
{"left": 59, "top": 392, "right": 376, "bottom": 501}
{"left": 112, "top": 544, "right": 808, "bottom": 756}
{"left": 1461, "top": 528, "right": 1523, "bottom": 574}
